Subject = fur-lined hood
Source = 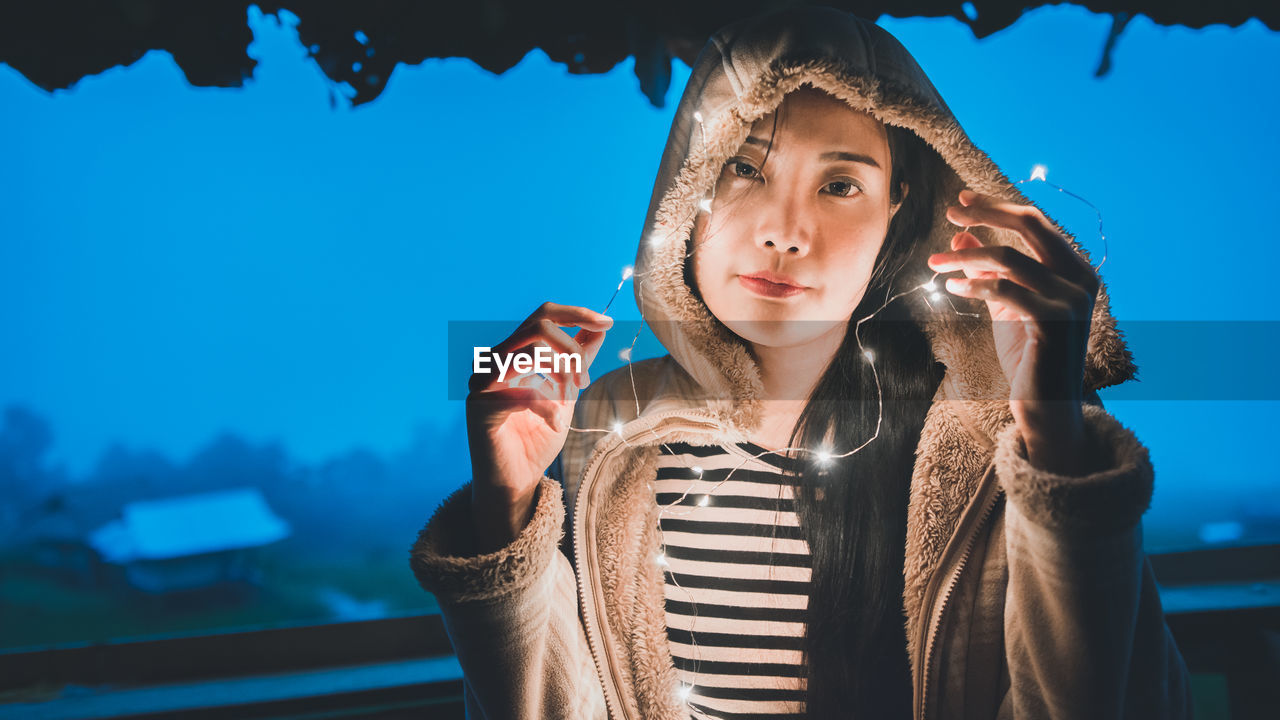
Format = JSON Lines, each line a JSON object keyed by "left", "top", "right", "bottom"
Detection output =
{"left": 407, "top": 8, "right": 1195, "bottom": 720}
{"left": 559, "top": 6, "right": 1146, "bottom": 716}
{"left": 629, "top": 4, "right": 1135, "bottom": 440}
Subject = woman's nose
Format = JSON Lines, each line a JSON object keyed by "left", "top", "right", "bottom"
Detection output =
{"left": 760, "top": 236, "right": 805, "bottom": 254}
{"left": 754, "top": 198, "right": 813, "bottom": 256}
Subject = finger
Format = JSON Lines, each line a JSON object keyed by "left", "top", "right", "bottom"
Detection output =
{"left": 508, "top": 365, "right": 573, "bottom": 405}
{"left": 573, "top": 328, "right": 609, "bottom": 386}
{"left": 497, "top": 302, "right": 613, "bottom": 366}
{"left": 469, "top": 341, "right": 577, "bottom": 397}
{"left": 929, "top": 243, "right": 1080, "bottom": 299}
{"left": 952, "top": 192, "right": 1100, "bottom": 295}
{"left": 469, "top": 356, "right": 550, "bottom": 396}
{"left": 489, "top": 320, "right": 589, "bottom": 389}
{"left": 944, "top": 275, "right": 1067, "bottom": 322}
{"left": 468, "top": 386, "right": 564, "bottom": 432}
{"left": 515, "top": 304, "right": 612, "bottom": 385}
{"left": 528, "top": 302, "right": 614, "bottom": 333}
{"left": 949, "top": 191, "right": 1085, "bottom": 276}
{"left": 492, "top": 318, "right": 586, "bottom": 360}
{"left": 477, "top": 304, "right": 612, "bottom": 395}
{"left": 947, "top": 231, "right": 1001, "bottom": 281}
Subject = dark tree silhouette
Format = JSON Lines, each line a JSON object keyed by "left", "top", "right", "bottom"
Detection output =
{"left": 0, "top": 1, "right": 1275, "bottom": 109}
{"left": 0, "top": 406, "right": 67, "bottom": 520}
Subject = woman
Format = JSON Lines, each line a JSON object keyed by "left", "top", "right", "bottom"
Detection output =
{"left": 410, "top": 6, "right": 1191, "bottom": 719}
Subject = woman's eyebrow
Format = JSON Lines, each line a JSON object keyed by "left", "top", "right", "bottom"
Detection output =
{"left": 742, "top": 136, "right": 881, "bottom": 169}
{"left": 819, "top": 150, "right": 881, "bottom": 169}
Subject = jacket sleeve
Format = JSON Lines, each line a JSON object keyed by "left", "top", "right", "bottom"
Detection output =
{"left": 993, "top": 398, "right": 1194, "bottom": 720}
{"left": 407, "top": 464, "right": 609, "bottom": 719}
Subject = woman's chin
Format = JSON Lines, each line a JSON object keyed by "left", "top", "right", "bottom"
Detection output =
{"left": 721, "top": 316, "right": 844, "bottom": 349}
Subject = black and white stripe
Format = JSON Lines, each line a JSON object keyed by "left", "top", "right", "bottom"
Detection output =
{"left": 655, "top": 440, "right": 811, "bottom": 719}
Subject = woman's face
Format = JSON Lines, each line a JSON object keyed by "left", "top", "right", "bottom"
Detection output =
{"left": 690, "top": 86, "right": 904, "bottom": 350}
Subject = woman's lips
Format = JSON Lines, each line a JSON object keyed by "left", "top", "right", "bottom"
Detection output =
{"left": 738, "top": 275, "right": 807, "bottom": 298}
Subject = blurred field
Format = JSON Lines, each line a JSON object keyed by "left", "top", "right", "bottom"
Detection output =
{"left": 0, "top": 544, "right": 439, "bottom": 651}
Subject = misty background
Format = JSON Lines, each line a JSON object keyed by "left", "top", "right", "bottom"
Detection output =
{"left": 2, "top": 4, "right": 1277, "bottom": 649}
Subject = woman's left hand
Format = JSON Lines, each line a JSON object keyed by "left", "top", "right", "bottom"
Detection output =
{"left": 927, "top": 188, "right": 1101, "bottom": 475}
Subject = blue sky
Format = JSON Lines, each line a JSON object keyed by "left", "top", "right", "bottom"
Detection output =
{"left": 2, "top": 5, "right": 1277, "bottom": 549}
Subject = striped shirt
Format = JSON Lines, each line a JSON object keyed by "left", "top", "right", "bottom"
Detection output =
{"left": 655, "top": 440, "right": 811, "bottom": 719}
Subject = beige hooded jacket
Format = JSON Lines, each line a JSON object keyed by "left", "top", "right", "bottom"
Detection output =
{"left": 410, "top": 6, "right": 1192, "bottom": 719}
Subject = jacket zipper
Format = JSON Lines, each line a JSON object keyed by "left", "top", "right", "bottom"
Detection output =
{"left": 913, "top": 462, "right": 1003, "bottom": 720}
{"left": 573, "top": 408, "right": 721, "bottom": 720}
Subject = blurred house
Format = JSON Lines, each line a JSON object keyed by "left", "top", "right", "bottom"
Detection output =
{"left": 87, "top": 487, "right": 291, "bottom": 594}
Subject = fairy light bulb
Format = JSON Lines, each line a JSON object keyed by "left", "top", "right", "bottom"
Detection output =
{"left": 816, "top": 447, "right": 833, "bottom": 465}
{"left": 697, "top": 495, "right": 709, "bottom": 506}
{"left": 618, "top": 347, "right": 632, "bottom": 362}
{"left": 677, "top": 684, "right": 693, "bottom": 701}
{"left": 602, "top": 264, "right": 635, "bottom": 315}
{"left": 922, "top": 279, "right": 937, "bottom": 292}
{"left": 692, "top": 466, "right": 702, "bottom": 476}
{"left": 612, "top": 421, "right": 624, "bottom": 435}
{"left": 862, "top": 349, "right": 874, "bottom": 362}
{"left": 655, "top": 553, "right": 669, "bottom": 566}
{"left": 698, "top": 197, "right": 712, "bottom": 213}
{"left": 693, "top": 111, "right": 703, "bottom": 123}
{"left": 1031, "top": 164, "right": 1048, "bottom": 182}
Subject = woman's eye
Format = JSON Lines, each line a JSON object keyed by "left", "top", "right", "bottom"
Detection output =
{"left": 825, "top": 180, "right": 863, "bottom": 197}
{"left": 727, "top": 160, "right": 760, "bottom": 180}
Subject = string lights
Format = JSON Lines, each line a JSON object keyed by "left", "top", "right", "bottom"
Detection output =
{"left": 1017, "top": 164, "right": 1109, "bottom": 272}
{"left": 498, "top": 104, "right": 1111, "bottom": 709}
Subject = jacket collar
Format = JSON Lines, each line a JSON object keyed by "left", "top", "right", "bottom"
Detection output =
{"left": 571, "top": 358, "right": 1004, "bottom": 719}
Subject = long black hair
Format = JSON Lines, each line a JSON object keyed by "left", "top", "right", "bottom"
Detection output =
{"left": 788, "top": 118, "right": 944, "bottom": 719}
{"left": 687, "top": 87, "right": 946, "bottom": 718}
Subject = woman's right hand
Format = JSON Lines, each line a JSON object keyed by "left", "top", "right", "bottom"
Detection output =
{"left": 465, "top": 302, "right": 612, "bottom": 551}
